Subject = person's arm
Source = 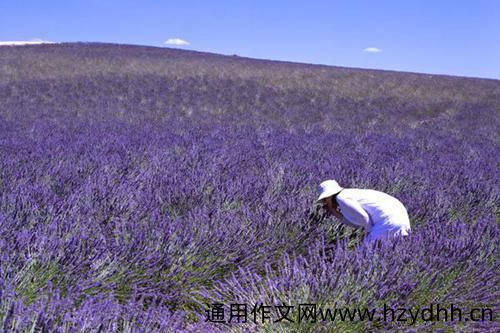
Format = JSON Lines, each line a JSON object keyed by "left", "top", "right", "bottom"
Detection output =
{"left": 340, "top": 216, "right": 363, "bottom": 229}
{"left": 336, "top": 196, "right": 372, "bottom": 232}
{"left": 329, "top": 200, "right": 358, "bottom": 227}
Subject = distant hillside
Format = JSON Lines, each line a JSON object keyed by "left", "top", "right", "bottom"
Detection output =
{"left": 0, "top": 42, "right": 498, "bottom": 136}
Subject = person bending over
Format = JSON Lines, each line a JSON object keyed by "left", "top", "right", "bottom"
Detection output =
{"left": 317, "top": 179, "right": 411, "bottom": 244}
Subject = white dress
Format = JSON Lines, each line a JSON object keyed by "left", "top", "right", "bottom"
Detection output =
{"left": 336, "top": 188, "right": 411, "bottom": 243}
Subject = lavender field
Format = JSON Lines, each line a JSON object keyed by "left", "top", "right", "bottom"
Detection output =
{"left": 0, "top": 43, "right": 499, "bottom": 332}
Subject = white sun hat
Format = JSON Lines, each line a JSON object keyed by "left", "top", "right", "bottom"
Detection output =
{"left": 316, "top": 179, "right": 343, "bottom": 202}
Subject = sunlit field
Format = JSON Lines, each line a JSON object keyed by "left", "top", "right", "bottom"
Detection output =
{"left": 0, "top": 43, "right": 498, "bottom": 332}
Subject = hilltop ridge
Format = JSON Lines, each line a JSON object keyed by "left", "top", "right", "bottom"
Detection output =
{"left": 0, "top": 42, "right": 498, "bottom": 137}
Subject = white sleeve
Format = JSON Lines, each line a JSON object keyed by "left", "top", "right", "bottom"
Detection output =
{"left": 340, "top": 217, "right": 362, "bottom": 229}
{"left": 337, "top": 196, "right": 371, "bottom": 231}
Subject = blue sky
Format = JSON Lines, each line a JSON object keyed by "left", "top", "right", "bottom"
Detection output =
{"left": 1, "top": 0, "right": 499, "bottom": 79}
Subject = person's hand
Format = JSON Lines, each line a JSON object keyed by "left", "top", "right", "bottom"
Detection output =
{"left": 332, "top": 207, "right": 343, "bottom": 219}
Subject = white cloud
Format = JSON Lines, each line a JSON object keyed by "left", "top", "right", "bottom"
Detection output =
{"left": 0, "top": 38, "right": 56, "bottom": 46}
{"left": 164, "top": 38, "right": 190, "bottom": 46}
{"left": 363, "top": 47, "right": 382, "bottom": 53}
